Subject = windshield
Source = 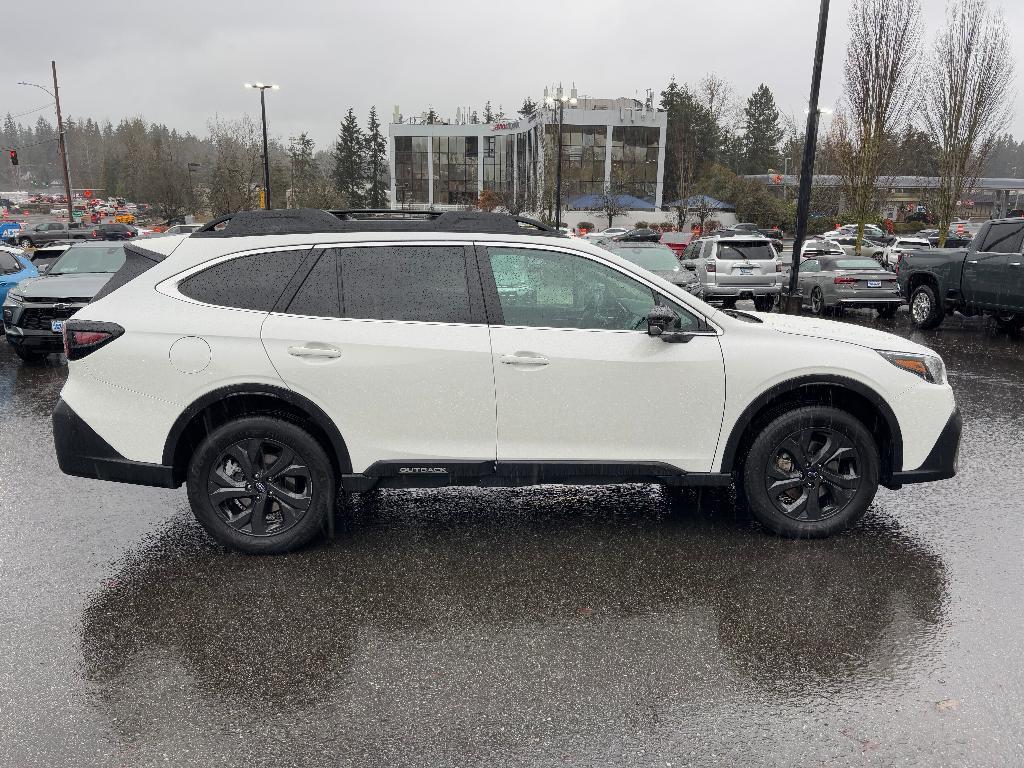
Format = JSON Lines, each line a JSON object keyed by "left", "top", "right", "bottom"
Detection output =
{"left": 833, "top": 258, "right": 883, "bottom": 270}
{"left": 49, "top": 245, "right": 126, "bottom": 275}
{"left": 716, "top": 241, "right": 775, "bottom": 260}
{"left": 611, "top": 245, "right": 679, "bottom": 271}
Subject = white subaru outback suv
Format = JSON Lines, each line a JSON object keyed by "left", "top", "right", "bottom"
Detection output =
{"left": 53, "top": 209, "right": 960, "bottom": 554}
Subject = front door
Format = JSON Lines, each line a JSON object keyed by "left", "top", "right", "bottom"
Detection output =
{"left": 963, "top": 221, "right": 1024, "bottom": 309}
{"left": 261, "top": 244, "right": 497, "bottom": 473}
{"left": 483, "top": 244, "right": 726, "bottom": 473}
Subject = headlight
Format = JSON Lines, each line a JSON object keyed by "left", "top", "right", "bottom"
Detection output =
{"left": 876, "top": 350, "right": 947, "bottom": 384}
{"left": 3, "top": 291, "right": 23, "bottom": 307}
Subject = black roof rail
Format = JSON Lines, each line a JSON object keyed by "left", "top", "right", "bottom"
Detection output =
{"left": 191, "top": 208, "right": 565, "bottom": 238}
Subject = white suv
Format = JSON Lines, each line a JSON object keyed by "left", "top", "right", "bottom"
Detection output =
{"left": 53, "top": 210, "right": 960, "bottom": 554}
{"left": 686, "top": 234, "right": 782, "bottom": 311}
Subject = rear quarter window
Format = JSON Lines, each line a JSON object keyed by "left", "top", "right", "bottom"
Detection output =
{"left": 179, "top": 249, "right": 309, "bottom": 311}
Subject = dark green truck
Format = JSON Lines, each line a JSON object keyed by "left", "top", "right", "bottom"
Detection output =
{"left": 897, "top": 218, "right": 1024, "bottom": 330}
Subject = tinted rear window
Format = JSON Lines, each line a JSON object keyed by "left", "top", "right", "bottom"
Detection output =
{"left": 979, "top": 221, "right": 1024, "bottom": 254}
{"left": 715, "top": 241, "right": 775, "bottom": 260}
{"left": 338, "top": 245, "right": 473, "bottom": 324}
{"left": 832, "top": 258, "right": 883, "bottom": 270}
{"left": 179, "top": 250, "right": 308, "bottom": 311}
{"left": 288, "top": 251, "right": 340, "bottom": 317}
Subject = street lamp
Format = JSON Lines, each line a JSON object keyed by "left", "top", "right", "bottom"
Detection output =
{"left": 545, "top": 85, "right": 577, "bottom": 230}
{"left": 244, "top": 82, "right": 279, "bottom": 209}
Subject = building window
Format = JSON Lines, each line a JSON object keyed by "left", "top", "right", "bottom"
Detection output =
{"left": 482, "top": 134, "right": 514, "bottom": 196}
{"left": 611, "top": 126, "right": 659, "bottom": 205}
{"left": 394, "top": 136, "right": 429, "bottom": 205}
{"left": 545, "top": 124, "right": 607, "bottom": 208}
{"left": 432, "top": 136, "right": 479, "bottom": 206}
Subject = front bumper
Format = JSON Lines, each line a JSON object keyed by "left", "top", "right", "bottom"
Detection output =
{"left": 53, "top": 398, "right": 179, "bottom": 488}
{"left": 5, "top": 325, "right": 65, "bottom": 351}
{"left": 890, "top": 407, "right": 961, "bottom": 486}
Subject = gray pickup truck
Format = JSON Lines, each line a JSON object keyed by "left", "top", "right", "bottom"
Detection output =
{"left": 897, "top": 217, "right": 1024, "bottom": 330}
{"left": 12, "top": 221, "right": 93, "bottom": 248}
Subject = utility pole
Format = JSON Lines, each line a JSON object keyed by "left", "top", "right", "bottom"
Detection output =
{"left": 51, "top": 60, "right": 74, "bottom": 224}
{"left": 782, "top": 0, "right": 830, "bottom": 315}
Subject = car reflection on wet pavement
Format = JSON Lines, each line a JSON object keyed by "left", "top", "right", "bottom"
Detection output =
{"left": 0, "top": 309, "right": 1022, "bottom": 767}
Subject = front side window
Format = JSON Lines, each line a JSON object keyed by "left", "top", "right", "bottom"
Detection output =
{"left": 0, "top": 251, "right": 22, "bottom": 273}
{"left": 337, "top": 245, "right": 473, "bottom": 324}
{"left": 179, "top": 249, "right": 308, "bottom": 311}
{"left": 487, "top": 247, "right": 699, "bottom": 332}
{"left": 801, "top": 259, "right": 821, "bottom": 272}
{"left": 287, "top": 251, "right": 340, "bottom": 318}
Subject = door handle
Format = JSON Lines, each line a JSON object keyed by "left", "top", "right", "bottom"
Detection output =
{"left": 499, "top": 353, "right": 549, "bottom": 366}
{"left": 287, "top": 345, "right": 341, "bottom": 359}
{"left": 1010, "top": 262, "right": 1022, "bottom": 267}
{"left": 967, "top": 260, "right": 979, "bottom": 265}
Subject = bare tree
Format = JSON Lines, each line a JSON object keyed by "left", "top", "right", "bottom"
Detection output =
{"left": 923, "top": 0, "right": 1015, "bottom": 245}
{"left": 834, "top": 0, "right": 921, "bottom": 253}
{"left": 588, "top": 173, "right": 631, "bottom": 228}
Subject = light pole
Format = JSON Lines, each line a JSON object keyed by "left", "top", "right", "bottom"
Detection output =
{"left": 187, "top": 162, "right": 202, "bottom": 211}
{"left": 19, "top": 62, "right": 74, "bottom": 223}
{"left": 244, "top": 82, "right": 278, "bottom": 209}
{"left": 545, "top": 85, "right": 577, "bottom": 229}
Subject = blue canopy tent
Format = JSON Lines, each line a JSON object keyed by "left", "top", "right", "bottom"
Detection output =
{"left": 663, "top": 194, "right": 735, "bottom": 211}
{"left": 568, "top": 193, "right": 656, "bottom": 211}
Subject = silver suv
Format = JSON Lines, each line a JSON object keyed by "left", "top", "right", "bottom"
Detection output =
{"left": 684, "top": 234, "right": 781, "bottom": 311}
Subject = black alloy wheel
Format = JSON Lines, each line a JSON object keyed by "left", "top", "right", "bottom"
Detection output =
{"left": 810, "top": 288, "right": 826, "bottom": 315}
{"left": 208, "top": 438, "right": 312, "bottom": 537}
{"left": 763, "top": 427, "right": 861, "bottom": 522}
{"left": 187, "top": 417, "right": 334, "bottom": 554}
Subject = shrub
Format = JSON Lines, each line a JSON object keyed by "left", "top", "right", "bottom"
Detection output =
{"left": 635, "top": 221, "right": 649, "bottom": 229}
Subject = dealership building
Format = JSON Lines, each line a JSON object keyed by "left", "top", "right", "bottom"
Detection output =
{"left": 388, "top": 89, "right": 668, "bottom": 221}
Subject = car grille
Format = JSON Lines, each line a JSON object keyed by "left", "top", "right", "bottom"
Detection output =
{"left": 18, "top": 305, "right": 82, "bottom": 330}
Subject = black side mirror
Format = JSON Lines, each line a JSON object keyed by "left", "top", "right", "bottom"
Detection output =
{"left": 684, "top": 261, "right": 696, "bottom": 271}
{"left": 646, "top": 305, "right": 693, "bottom": 343}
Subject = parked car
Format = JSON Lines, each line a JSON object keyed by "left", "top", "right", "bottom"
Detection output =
{"left": 92, "top": 222, "right": 137, "bottom": 241}
{"left": 823, "top": 234, "right": 887, "bottom": 262}
{"left": 660, "top": 231, "right": 694, "bottom": 257}
{"left": 13, "top": 220, "right": 93, "bottom": 248}
{"left": 691, "top": 233, "right": 782, "bottom": 311}
{"left": 797, "top": 255, "right": 902, "bottom": 318}
{"left": 612, "top": 228, "right": 661, "bottom": 243}
{"left": 897, "top": 217, "right": 1024, "bottom": 330}
{"left": 162, "top": 223, "right": 202, "bottom": 236}
{"left": 53, "top": 209, "right": 959, "bottom": 554}
{"left": 0, "top": 247, "right": 38, "bottom": 308}
{"left": 881, "top": 236, "right": 930, "bottom": 270}
{"left": 601, "top": 241, "right": 703, "bottom": 296}
{"left": 3, "top": 242, "right": 126, "bottom": 362}
{"left": 23, "top": 242, "right": 73, "bottom": 273}
{"left": 583, "top": 226, "right": 629, "bottom": 241}
{"left": 827, "top": 224, "right": 888, "bottom": 243}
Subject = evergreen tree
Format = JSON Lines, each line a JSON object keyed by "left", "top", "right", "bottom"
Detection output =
{"left": 659, "top": 78, "right": 719, "bottom": 215}
{"left": 482, "top": 101, "right": 494, "bottom": 123}
{"left": 741, "top": 84, "right": 784, "bottom": 174}
{"left": 470, "top": 110, "right": 480, "bottom": 124}
{"left": 331, "top": 108, "right": 366, "bottom": 207}
{"left": 364, "top": 106, "right": 388, "bottom": 208}
{"left": 518, "top": 97, "right": 537, "bottom": 118}
{"left": 426, "top": 106, "right": 438, "bottom": 124}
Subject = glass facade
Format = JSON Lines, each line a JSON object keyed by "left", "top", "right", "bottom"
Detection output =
{"left": 482, "top": 134, "right": 515, "bottom": 196}
{"left": 432, "top": 136, "right": 479, "bottom": 205}
{"left": 545, "top": 125, "right": 607, "bottom": 208}
{"left": 394, "top": 136, "right": 430, "bottom": 204}
{"left": 611, "top": 126, "right": 660, "bottom": 205}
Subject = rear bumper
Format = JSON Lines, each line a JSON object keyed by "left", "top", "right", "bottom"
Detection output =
{"left": 53, "top": 398, "right": 179, "bottom": 488}
{"left": 836, "top": 297, "right": 903, "bottom": 306}
{"left": 890, "top": 407, "right": 961, "bottom": 486}
{"left": 704, "top": 285, "right": 781, "bottom": 298}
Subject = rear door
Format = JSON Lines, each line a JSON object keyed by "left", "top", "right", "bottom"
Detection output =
{"left": 260, "top": 243, "right": 497, "bottom": 473}
{"left": 482, "top": 243, "right": 725, "bottom": 473}
{"left": 963, "top": 221, "right": 1024, "bottom": 309}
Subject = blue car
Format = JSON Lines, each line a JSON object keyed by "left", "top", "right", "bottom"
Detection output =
{"left": 0, "top": 247, "right": 38, "bottom": 308}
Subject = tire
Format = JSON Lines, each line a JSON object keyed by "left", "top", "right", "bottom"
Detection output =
{"left": 18, "top": 237, "right": 32, "bottom": 248}
{"left": 753, "top": 295, "right": 776, "bottom": 312}
{"left": 741, "top": 406, "right": 879, "bottom": 538}
{"left": 810, "top": 287, "right": 827, "bottom": 316}
{"left": 186, "top": 417, "right": 335, "bottom": 554}
{"left": 13, "top": 346, "right": 47, "bottom": 363}
{"left": 908, "top": 283, "right": 944, "bottom": 329}
{"left": 876, "top": 305, "right": 898, "bottom": 319}
{"left": 993, "top": 312, "right": 1024, "bottom": 332}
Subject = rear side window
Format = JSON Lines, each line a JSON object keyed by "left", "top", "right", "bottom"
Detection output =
{"left": 287, "top": 251, "right": 340, "bottom": 317}
{"left": 337, "top": 245, "right": 473, "bottom": 324}
{"left": 0, "top": 251, "right": 21, "bottom": 273}
{"left": 979, "top": 222, "right": 1024, "bottom": 254}
{"left": 179, "top": 249, "right": 307, "bottom": 310}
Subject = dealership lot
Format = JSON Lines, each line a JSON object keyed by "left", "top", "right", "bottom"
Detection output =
{"left": 1, "top": 310, "right": 1023, "bottom": 767}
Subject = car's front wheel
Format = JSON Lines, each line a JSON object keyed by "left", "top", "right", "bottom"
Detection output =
{"left": 186, "top": 417, "right": 335, "bottom": 554}
{"left": 909, "top": 283, "right": 944, "bottom": 329}
{"left": 741, "top": 406, "right": 879, "bottom": 538}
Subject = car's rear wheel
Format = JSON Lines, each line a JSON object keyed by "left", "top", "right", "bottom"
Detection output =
{"left": 186, "top": 417, "right": 335, "bottom": 554}
{"left": 753, "top": 295, "right": 776, "bottom": 312}
{"left": 993, "top": 312, "right": 1024, "bottom": 332}
{"left": 810, "top": 287, "right": 827, "bottom": 315}
{"left": 909, "top": 283, "right": 944, "bottom": 329}
{"left": 741, "top": 406, "right": 879, "bottom": 538}
{"left": 877, "top": 304, "right": 898, "bottom": 319}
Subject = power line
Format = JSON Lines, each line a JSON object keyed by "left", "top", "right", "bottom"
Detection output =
{"left": 7, "top": 103, "right": 53, "bottom": 119}
{"left": 2, "top": 136, "right": 60, "bottom": 151}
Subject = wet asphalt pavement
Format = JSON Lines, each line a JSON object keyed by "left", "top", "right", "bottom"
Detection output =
{"left": 1, "top": 308, "right": 1022, "bottom": 767}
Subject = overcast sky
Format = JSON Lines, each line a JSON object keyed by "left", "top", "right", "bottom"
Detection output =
{"left": 4, "top": 0, "right": 1023, "bottom": 151}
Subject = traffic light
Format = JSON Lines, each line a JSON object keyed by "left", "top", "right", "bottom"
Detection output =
{"left": 7, "top": 150, "right": 17, "bottom": 166}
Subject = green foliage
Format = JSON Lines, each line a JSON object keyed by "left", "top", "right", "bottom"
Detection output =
{"left": 701, "top": 164, "right": 789, "bottom": 228}
{"left": 364, "top": 106, "right": 389, "bottom": 208}
{"left": 287, "top": 133, "right": 337, "bottom": 209}
{"left": 741, "top": 84, "right": 783, "bottom": 174}
{"left": 518, "top": 97, "right": 537, "bottom": 118}
{"left": 331, "top": 108, "right": 366, "bottom": 207}
{"left": 483, "top": 101, "right": 494, "bottom": 123}
{"left": 659, "top": 78, "right": 720, "bottom": 206}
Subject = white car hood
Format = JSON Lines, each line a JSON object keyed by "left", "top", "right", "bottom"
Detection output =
{"left": 741, "top": 311, "right": 936, "bottom": 356}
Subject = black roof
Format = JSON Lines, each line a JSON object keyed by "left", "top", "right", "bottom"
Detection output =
{"left": 192, "top": 209, "right": 564, "bottom": 239}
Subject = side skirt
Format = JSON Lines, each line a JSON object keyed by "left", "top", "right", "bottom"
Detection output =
{"left": 341, "top": 460, "right": 733, "bottom": 492}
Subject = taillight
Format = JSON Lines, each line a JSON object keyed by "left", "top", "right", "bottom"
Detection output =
{"left": 91, "top": 229, "right": 98, "bottom": 237}
{"left": 706, "top": 262, "right": 716, "bottom": 273}
{"left": 834, "top": 276, "right": 857, "bottom": 284}
{"left": 62, "top": 320, "right": 124, "bottom": 360}
{"left": 776, "top": 263, "right": 782, "bottom": 272}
